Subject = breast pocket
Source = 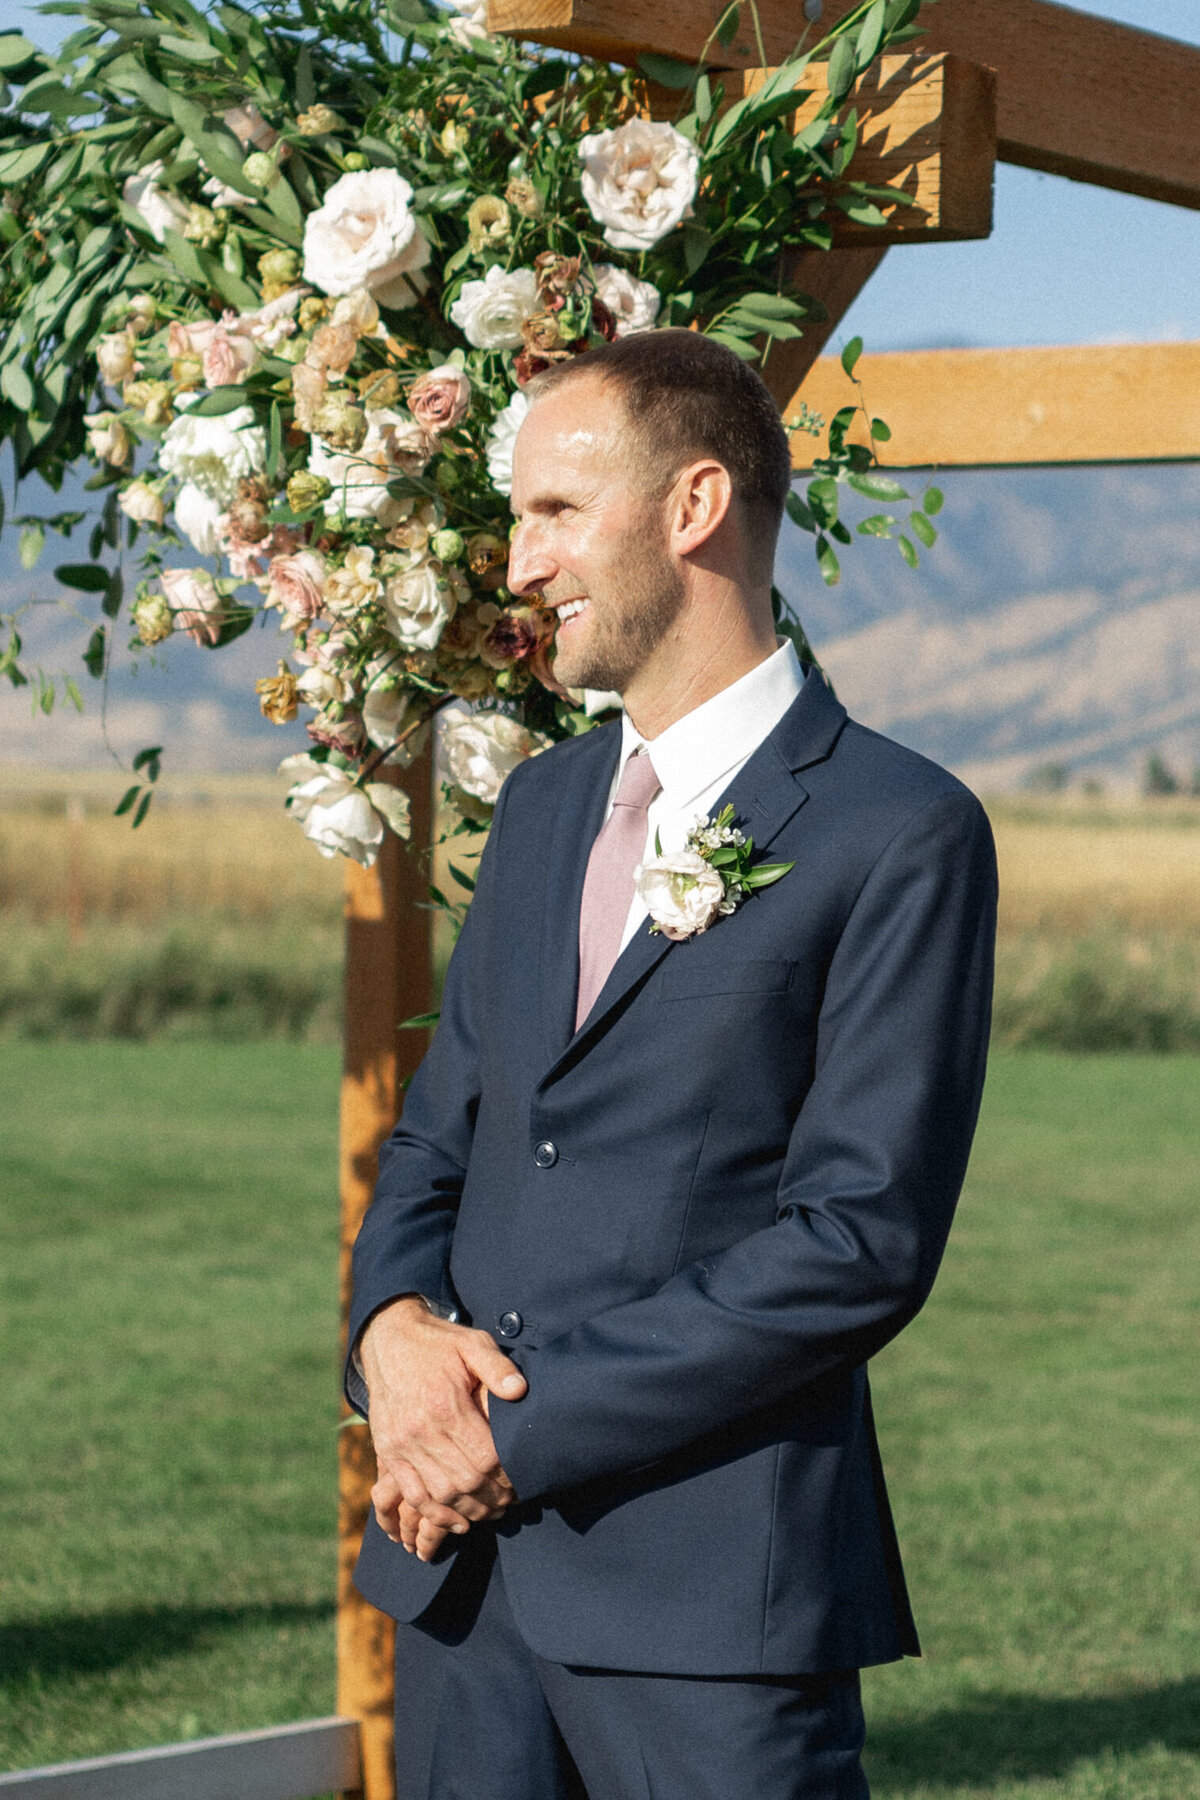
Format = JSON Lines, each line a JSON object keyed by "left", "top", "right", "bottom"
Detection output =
{"left": 658, "top": 956, "right": 795, "bottom": 1001}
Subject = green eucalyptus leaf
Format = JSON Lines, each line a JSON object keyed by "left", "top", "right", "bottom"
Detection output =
{"left": 898, "top": 533, "right": 919, "bottom": 569}
{"left": 716, "top": 4, "right": 740, "bottom": 48}
{"left": 785, "top": 491, "right": 817, "bottom": 533}
{"left": 840, "top": 334, "right": 862, "bottom": 377}
{"left": 846, "top": 469, "right": 909, "bottom": 501}
{"left": 637, "top": 51, "right": 697, "bottom": 89}
{"left": 826, "top": 34, "right": 857, "bottom": 101}
{"left": 855, "top": 0, "right": 887, "bottom": 71}
{"left": 910, "top": 509, "right": 937, "bottom": 548}
{"left": 856, "top": 513, "right": 895, "bottom": 537}
{"left": 82, "top": 627, "right": 106, "bottom": 678}
{"left": 0, "top": 33, "right": 40, "bottom": 71}
{"left": 132, "top": 789, "right": 153, "bottom": 827}
{"left": 56, "top": 562, "right": 111, "bottom": 593}
{"left": 923, "top": 485, "right": 944, "bottom": 514}
{"left": 870, "top": 417, "right": 891, "bottom": 441}
{"left": 815, "top": 534, "right": 841, "bottom": 586}
{"left": 19, "top": 525, "right": 44, "bottom": 569}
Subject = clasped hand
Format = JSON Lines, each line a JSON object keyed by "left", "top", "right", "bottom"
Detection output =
{"left": 359, "top": 1295, "right": 527, "bottom": 1562}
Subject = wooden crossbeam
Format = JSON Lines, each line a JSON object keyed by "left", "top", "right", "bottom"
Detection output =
{"left": 645, "top": 53, "right": 995, "bottom": 245}
{"left": 790, "top": 341, "right": 1200, "bottom": 468}
{"left": 489, "top": 0, "right": 1200, "bottom": 211}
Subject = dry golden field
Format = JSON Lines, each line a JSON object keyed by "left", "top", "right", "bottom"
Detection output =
{"left": 1, "top": 771, "right": 1198, "bottom": 1045}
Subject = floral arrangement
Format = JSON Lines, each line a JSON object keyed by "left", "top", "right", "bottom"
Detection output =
{"left": 637, "top": 804, "right": 794, "bottom": 940}
{"left": 0, "top": 0, "right": 933, "bottom": 865}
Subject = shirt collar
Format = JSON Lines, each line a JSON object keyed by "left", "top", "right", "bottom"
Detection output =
{"left": 618, "top": 638, "right": 806, "bottom": 812}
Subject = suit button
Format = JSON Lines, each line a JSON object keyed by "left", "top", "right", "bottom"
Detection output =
{"left": 533, "top": 1140, "right": 558, "bottom": 1168}
{"left": 498, "top": 1311, "right": 523, "bottom": 1338}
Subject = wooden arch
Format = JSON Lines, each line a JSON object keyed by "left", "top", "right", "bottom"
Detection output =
{"left": 337, "top": 8, "right": 1200, "bottom": 1796}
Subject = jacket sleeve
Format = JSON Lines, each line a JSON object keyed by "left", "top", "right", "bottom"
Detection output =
{"left": 489, "top": 785, "right": 998, "bottom": 1502}
{"left": 342, "top": 774, "right": 514, "bottom": 1416}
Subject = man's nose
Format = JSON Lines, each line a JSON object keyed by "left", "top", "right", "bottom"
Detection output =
{"left": 506, "top": 524, "right": 555, "bottom": 597}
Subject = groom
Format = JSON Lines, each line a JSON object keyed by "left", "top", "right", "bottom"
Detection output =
{"left": 346, "top": 330, "right": 997, "bottom": 1799}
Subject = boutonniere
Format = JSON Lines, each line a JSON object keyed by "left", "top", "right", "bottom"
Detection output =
{"left": 634, "top": 804, "right": 795, "bottom": 941}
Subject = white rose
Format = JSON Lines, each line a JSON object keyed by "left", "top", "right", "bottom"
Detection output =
{"left": 118, "top": 480, "right": 165, "bottom": 527}
{"left": 96, "top": 331, "right": 140, "bottom": 386}
{"left": 362, "top": 680, "right": 427, "bottom": 763}
{"left": 449, "top": 265, "right": 539, "bottom": 350}
{"left": 592, "top": 264, "right": 662, "bottom": 336}
{"left": 173, "top": 481, "right": 225, "bottom": 555}
{"left": 85, "top": 413, "right": 130, "bottom": 467}
{"left": 383, "top": 555, "right": 457, "bottom": 652}
{"left": 303, "top": 168, "right": 431, "bottom": 307}
{"left": 566, "top": 685, "right": 624, "bottom": 716}
{"left": 445, "top": 0, "right": 490, "bottom": 45}
{"left": 160, "top": 404, "right": 267, "bottom": 505}
{"left": 442, "top": 710, "right": 549, "bottom": 805}
{"left": 635, "top": 849, "right": 727, "bottom": 939}
{"left": 296, "top": 663, "right": 353, "bottom": 707}
{"left": 123, "top": 161, "right": 190, "bottom": 243}
{"left": 281, "top": 755, "right": 386, "bottom": 866}
{"left": 484, "top": 389, "right": 531, "bottom": 496}
{"left": 578, "top": 120, "right": 699, "bottom": 252}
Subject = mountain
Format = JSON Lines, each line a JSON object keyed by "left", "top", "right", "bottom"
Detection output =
{"left": 3, "top": 459, "right": 1199, "bottom": 791}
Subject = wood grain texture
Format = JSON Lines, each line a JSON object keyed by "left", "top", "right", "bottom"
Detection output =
{"left": 645, "top": 53, "right": 995, "bottom": 244}
{"left": 0, "top": 1719, "right": 360, "bottom": 1800}
{"left": 488, "top": 0, "right": 1200, "bottom": 209}
{"left": 790, "top": 340, "right": 1200, "bottom": 467}
{"left": 338, "top": 751, "right": 436, "bottom": 1800}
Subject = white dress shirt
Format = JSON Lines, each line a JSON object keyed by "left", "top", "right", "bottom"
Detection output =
{"left": 607, "top": 638, "right": 806, "bottom": 954}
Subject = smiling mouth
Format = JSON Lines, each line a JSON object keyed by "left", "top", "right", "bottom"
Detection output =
{"left": 555, "top": 598, "right": 589, "bottom": 624}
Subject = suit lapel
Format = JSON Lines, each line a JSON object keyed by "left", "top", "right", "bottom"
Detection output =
{"left": 536, "top": 722, "right": 621, "bottom": 1063}
{"left": 537, "top": 671, "right": 848, "bottom": 1084}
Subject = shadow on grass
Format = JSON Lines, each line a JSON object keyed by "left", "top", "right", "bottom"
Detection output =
{"left": 0, "top": 1601, "right": 334, "bottom": 1685}
{"left": 868, "top": 1678, "right": 1200, "bottom": 1789}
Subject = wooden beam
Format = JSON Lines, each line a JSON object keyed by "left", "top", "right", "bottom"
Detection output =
{"left": 0, "top": 1719, "right": 361, "bottom": 1800}
{"left": 759, "top": 245, "right": 888, "bottom": 411}
{"left": 338, "top": 752, "right": 436, "bottom": 1800}
{"left": 489, "top": 0, "right": 1200, "bottom": 212}
{"left": 645, "top": 53, "right": 996, "bottom": 245}
{"left": 789, "top": 340, "right": 1200, "bottom": 467}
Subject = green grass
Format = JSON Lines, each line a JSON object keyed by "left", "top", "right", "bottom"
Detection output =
{"left": 864, "top": 1053, "right": 1200, "bottom": 1798}
{"left": 1, "top": 1047, "right": 1197, "bottom": 1798}
{"left": 0, "top": 1042, "right": 341, "bottom": 1771}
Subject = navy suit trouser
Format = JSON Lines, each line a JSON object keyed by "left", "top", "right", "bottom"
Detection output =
{"left": 394, "top": 1533, "right": 870, "bottom": 1800}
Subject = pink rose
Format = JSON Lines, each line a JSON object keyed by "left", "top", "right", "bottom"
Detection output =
{"left": 221, "top": 522, "right": 299, "bottom": 586}
{"left": 161, "top": 567, "right": 226, "bottom": 646}
{"left": 306, "top": 708, "right": 365, "bottom": 756}
{"left": 268, "top": 550, "right": 327, "bottom": 628}
{"left": 202, "top": 325, "right": 259, "bottom": 389}
{"left": 408, "top": 365, "right": 471, "bottom": 434}
{"left": 168, "top": 318, "right": 219, "bottom": 359}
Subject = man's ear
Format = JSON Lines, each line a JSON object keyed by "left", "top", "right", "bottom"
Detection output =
{"left": 668, "top": 460, "right": 734, "bottom": 558}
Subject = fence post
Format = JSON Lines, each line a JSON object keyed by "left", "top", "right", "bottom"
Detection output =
{"left": 337, "top": 748, "right": 435, "bottom": 1800}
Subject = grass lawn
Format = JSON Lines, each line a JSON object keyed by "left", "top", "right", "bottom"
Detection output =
{"left": 1, "top": 1044, "right": 1198, "bottom": 1797}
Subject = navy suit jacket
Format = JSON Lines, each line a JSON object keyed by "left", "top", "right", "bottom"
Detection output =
{"left": 346, "top": 671, "right": 997, "bottom": 1676}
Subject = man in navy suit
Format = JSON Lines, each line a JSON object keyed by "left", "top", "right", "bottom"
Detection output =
{"left": 346, "top": 330, "right": 997, "bottom": 1798}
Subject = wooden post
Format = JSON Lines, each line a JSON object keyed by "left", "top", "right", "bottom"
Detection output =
{"left": 337, "top": 750, "right": 436, "bottom": 1800}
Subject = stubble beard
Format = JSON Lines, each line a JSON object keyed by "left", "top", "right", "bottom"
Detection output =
{"left": 552, "top": 535, "right": 686, "bottom": 696}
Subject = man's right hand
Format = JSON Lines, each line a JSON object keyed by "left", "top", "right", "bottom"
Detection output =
{"left": 359, "top": 1295, "right": 527, "bottom": 1541}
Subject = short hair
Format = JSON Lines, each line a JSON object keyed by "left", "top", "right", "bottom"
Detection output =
{"left": 525, "top": 330, "right": 792, "bottom": 564}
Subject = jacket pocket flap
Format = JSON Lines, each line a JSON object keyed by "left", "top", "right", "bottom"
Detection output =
{"left": 659, "top": 957, "right": 794, "bottom": 1000}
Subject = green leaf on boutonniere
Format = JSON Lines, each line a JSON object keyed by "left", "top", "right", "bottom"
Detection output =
{"left": 743, "top": 860, "right": 795, "bottom": 890}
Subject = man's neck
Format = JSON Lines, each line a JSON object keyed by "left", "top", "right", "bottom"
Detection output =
{"left": 623, "top": 600, "right": 779, "bottom": 740}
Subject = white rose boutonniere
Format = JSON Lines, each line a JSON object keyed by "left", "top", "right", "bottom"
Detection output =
{"left": 635, "top": 804, "right": 794, "bottom": 941}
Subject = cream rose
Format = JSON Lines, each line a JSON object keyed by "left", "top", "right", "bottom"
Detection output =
{"left": 592, "top": 264, "right": 662, "bottom": 336}
{"left": 123, "top": 161, "right": 190, "bottom": 243}
{"left": 85, "top": 413, "right": 131, "bottom": 467}
{"left": 296, "top": 662, "right": 353, "bottom": 707}
{"left": 442, "top": 710, "right": 550, "bottom": 805}
{"left": 308, "top": 409, "right": 424, "bottom": 522}
{"left": 96, "top": 332, "right": 140, "bottom": 386}
{"left": 118, "top": 480, "right": 165, "bottom": 527}
{"left": 635, "top": 849, "right": 727, "bottom": 939}
{"left": 160, "top": 403, "right": 267, "bottom": 505}
{"left": 161, "top": 567, "right": 227, "bottom": 647}
{"left": 325, "top": 544, "right": 384, "bottom": 617}
{"left": 578, "top": 120, "right": 699, "bottom": 251}
{"left": 383, "top": 555, "right": 457, "bottom": 652}
{"left": 362, "top": 679, "right": 427, "bottom": 763}
{"left": 484, "top": 389, "right": 531, "bottom": 496}
{"left": 303, "top": 168, "right": 431, "bottom": 308}
{"left": 202, "top": 325, "right": 260, "bottom": 388}
{"left": 449, "top": 265, "right": 539, "bottom": 350}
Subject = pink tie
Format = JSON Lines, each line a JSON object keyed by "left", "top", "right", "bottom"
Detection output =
{"left": 575, "top": 749, "right": 661, "bottom": 1030}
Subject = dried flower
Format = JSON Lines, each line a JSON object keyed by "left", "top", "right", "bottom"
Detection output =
{"left": 256, "top": 663, "right": 300, "bottom": 723}
{"left": 297, "top": 103, "right": 342, "bottom": 136}
{"left": 467, "top": 195, "right": 511, "bottom": 253}
{"left": 258, "top": 246, "right": 302, "bottom": 300}
{"left": 287, "top": 470, "right": 332, "bottom": 513}
{"left": 312, "top": 392, "right": 368, "bottom": 452}
{"left": 505, "top": 176, "right": 542, "bottom": 218}
{"left": 133, "top": 592, "right": 173, "bottom": 646}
